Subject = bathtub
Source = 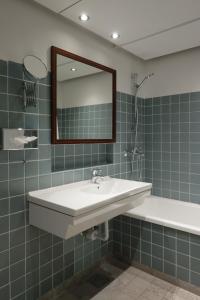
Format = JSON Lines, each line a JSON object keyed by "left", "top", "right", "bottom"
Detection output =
{"left": 125, "top": 195, "right": 200, "bottom": 236}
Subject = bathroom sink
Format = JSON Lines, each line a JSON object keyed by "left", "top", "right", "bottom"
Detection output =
{"left": 81, "top": 178, "right": 114, "bottom": 195}
{"left": 81, "top": 177, "right": 151, "bottom": 197}
{"left": 28, "top": 177, "right": 152, "bottom": 239}
{"left": 29, "top": 177, "right": 151, "bottom": 216}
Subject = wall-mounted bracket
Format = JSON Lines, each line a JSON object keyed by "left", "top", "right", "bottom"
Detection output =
{"left": 23, "top": 81, "right": 37, "bottom": 109}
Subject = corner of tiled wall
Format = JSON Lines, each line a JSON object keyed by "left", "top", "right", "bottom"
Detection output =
{"left": 0, "top": 59, "right": 138, "bottom": 299}
{"left": 112, "top": 92, "right": 200, "bottom": 288}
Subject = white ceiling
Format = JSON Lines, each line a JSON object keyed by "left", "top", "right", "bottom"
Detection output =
{"left": 34, "top": 0, "right": 200, "bottom": 60}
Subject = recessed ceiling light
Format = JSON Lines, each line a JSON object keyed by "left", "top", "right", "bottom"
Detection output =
{"left": 111, "top": 32, "right": 120, "bottom": 39}
{"left": 71, "top": 68, "right": 77, "bottom": 72}
{"left": 79, "top": 14, "right": 90, "bottom": 22}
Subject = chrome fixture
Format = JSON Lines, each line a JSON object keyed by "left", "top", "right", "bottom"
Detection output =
{"left": 124, "top": 147, "right": 144, "bottom": 174}
{"left": 91, "top": 168, "right": 104, "bottom": 184}
{"left": 133, "top": 72, "right": 154, "bottom": 145}
{"left": 0, "top": 128, "right": 38, "bottom": 150}
{"left": 125, "top": 72, "right": 154, "bottom": 180}
{"left": 23, "top": 55, "right": 48, "bottom": 109}
{"left": 136, "top": 73, "right": 154, "bottom": 90}
{"left": 133, "top": 72, "right": 154, "bottom": 180}
{"left": 124, "top": 146, "right": 144, "bottom": 161}
{"left": 83, "top": 221, "right": 109, "bottom": 241}
{"left": 23, "top": 81, "right": 37, "bottom": 108}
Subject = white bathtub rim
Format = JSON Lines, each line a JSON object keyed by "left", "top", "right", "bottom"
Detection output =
{"left": 125, "top": 195, "right": 200, "bottom": 236}
{"left": 140, "top": 195, "right": 200, "bottom": 209}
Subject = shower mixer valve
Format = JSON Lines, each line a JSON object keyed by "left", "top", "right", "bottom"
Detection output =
{"left": 124, "top": 147, "right": 144, "bottom": 160}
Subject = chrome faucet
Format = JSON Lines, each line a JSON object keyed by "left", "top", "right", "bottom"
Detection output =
{"left": 124, "top": 146, "right": 144, "bottom": 161}
{"left": 91, "top": 168, "right": 104, "bottom": 184}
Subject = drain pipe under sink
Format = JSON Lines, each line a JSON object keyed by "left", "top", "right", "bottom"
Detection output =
{"left": 83, "top": 221, "right": 109, "bottom": 241}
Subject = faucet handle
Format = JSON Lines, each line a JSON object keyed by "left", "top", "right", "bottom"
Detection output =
{"left": 92, "top": 168, "right": 103, "bottom": 177}
{"left": 98, "top": 169, "right": 103, "bottom": 176}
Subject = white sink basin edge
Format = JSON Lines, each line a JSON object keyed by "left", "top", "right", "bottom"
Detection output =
{"left": 28, "top": 177, "right": 152, "bottom": 239}
{"left": 28, "top": 177, "right": 152, "bottom": 216}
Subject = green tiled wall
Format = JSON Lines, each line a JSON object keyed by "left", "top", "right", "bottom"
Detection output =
{"left": 55, "top": 103, "right": 113, "bottom": 171}
{"left": 0, "top": 59, "right": 137, "bottom": 300}
{"left": 57, "top": 103, "right": 112, "bottom": 139}
{"left": 144, "top": 93, "right": 200, "bottom": 204}
{"left": 52, "top": 143, "right": 113, "bottom": 172}
{"left": 2, "top": 58, "right": 199, "bottom": 298}
{"left": 114, "top": 93, "right": 200, "bottom": 288}
{"left": 113, "top": 216, "right": 200, "bottom": 286}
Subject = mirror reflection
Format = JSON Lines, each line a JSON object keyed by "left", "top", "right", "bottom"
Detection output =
{"left": 56, "top": 54, "right": 113, "bottom": 140}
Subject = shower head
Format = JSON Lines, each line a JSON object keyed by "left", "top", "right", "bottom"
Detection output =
{"left": 136, "top": 72, "right": 154, "bottom": 89}
{"left": 146, "top": 72, "right": 154, "bottom": 79}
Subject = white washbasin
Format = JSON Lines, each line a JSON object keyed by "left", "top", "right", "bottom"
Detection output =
{"left": 28, "top": 177, "right": 152, "bottom": 239}
{"left": 81, "top": 179, "right": 114, "bottom": 195}
{"left": 81, "top": 177, "right": 150, "bottom": 196}
{"left": 29, "top": 177, "right": 151, "bottom": 216}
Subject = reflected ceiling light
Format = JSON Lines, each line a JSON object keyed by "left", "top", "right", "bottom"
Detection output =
{"left": 70, "top": 68, "right": 77, "bottom": 72}
{"left": 111, "top": 32, "right": 120, "bottom": 39}
{"left": 79, "top": 13, "right": 90, "bottom": 22}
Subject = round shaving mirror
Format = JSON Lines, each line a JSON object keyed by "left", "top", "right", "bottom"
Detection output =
{"left": 23, "top": 55, "right": 48, "bottom": 80}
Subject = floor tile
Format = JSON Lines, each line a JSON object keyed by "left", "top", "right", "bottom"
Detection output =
{"left": 54, "top": 263, "right": 200, "bottom": 300}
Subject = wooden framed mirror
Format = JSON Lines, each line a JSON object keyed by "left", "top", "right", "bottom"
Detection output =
{"left": 51, "top": 46, "right": 116, "bottom": 144}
